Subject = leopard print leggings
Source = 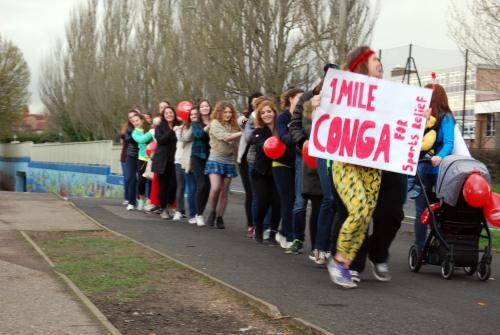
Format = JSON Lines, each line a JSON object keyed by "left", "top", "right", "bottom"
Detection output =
{"left": 332, "top": 161, "right": 381, "bottom": 261}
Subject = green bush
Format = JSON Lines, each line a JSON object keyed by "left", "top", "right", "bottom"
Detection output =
{"left": 470, "top": 149, "right": 500, "bottom": 184}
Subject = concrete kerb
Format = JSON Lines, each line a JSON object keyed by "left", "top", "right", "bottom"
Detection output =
{"left": 20, "top": 231, "right": 122, "bottom": 335}
{"left": 66, "top": 198, "right": 335, "bottom": 335}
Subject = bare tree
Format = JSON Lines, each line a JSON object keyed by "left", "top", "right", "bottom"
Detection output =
{"left": 40, "top": 0, "right": 378, "bottom": 140}
{"left": 449, "top": 0, "right": 500, "bottom": 67}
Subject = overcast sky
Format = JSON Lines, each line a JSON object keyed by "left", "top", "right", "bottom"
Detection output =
{"left": 0, "top": 0, "right": 469, "bottom": 114}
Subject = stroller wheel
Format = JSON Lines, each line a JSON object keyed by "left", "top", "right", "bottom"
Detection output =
{"left": 441, "top": 260, "right": 454, "bottom": 279}
{"left": 477, "top": 261, "right": 491, "bottom": 281}
{"left": 408, "top": 245, "right": 422, "bottom": 272}
{"left": 463, "top": 265, "right": 477, "bottom": 275}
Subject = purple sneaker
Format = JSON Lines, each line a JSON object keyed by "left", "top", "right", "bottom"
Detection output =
{"left": 327, "top": 257, "right": 357, "bottom": 289}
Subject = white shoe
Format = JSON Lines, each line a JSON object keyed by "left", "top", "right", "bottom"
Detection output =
{"left": 188, "top": 217, "right": 197, "bottom": 224}
{"left": 350, "top": 270, "right": 361, "bottom": 283}
{"left": 122, "top": 200, "right": 129, "bottom": 205}
{"left": 126, "top": 204, "right": 135, "bottom": 211}
{"left": 370, "top": 261, "right": 391, "bottom": 282}
{"left": 173, "top": 211, "right": 182, "bottom": 221}
{"left": 160, "top": 209, "right": 171, "bottom": 220}
{"left": 263, "top": 229, "right": 271, "bottom": 240}
{"left": 196, "top": 215, "right": 206, "bottom": 227}
{"left": 275, "top": 232, "right": 285, "bottom": 245}
{"left": 137, "top": 199, "right": 144, "bottom": 211}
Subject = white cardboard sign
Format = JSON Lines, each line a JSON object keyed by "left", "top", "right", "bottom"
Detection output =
{"left": 308, "top": 69, "right": 433, "bottom": 175}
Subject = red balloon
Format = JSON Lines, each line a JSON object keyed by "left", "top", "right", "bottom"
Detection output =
{"left": 263, "top": 136, "right": 286, "bottom": 159}
{"left": 176, "top": 100, "right": 192, "bottom": 122}
{"left": 484, "top": 192, "right": 500, "bottom": 227}
{"left": 302, "top": 140, "right": 317, "bottom": 169}
{"left": 463, "top": 173, "right": 491, "bottom": 208}
{"left": 146, "top": 142, "right": 157, "bottom": 157}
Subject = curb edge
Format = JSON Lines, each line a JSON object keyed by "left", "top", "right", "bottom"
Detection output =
{"left": 20, "top": 231, "right": 122, "bottom": 335}
{"left": 68, "top": 199, "right": 335, "bottom": 335}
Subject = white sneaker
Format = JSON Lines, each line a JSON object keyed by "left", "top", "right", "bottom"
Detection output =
{"left": 370, "top": 261, "right": 391, "bottom": 282}
{"left": 350, "top": 270, "right": 361, "bottom": 283}
{"left": 173, "top": 211, "right": 182, "bottom": 221}
{"left": 126, "top": 204, "right": 135, "bottom": 211}
{"left": 188, "top": 217, "right": 197, "bottom": 224}
{"left": 137, "top": 199, "right": 144, "bottom": 211}
{"left": 263, "top": 229, "right": 271, "bottom": 240}
{"left": 143, "top": 202, "right": 154, "bottom": 212}
{"left": 160, "top": 209, "right": 171, "bottom": 220}
{"left": 310, "top": 250, "right": 329, "bottom": 265}
{"left": 275, "top": 232, "right": 285, "bottom": 245}
{"left": 122, "top": 200, "right": 129, "bottom": 205}
{"left": 196, "top": 215, "right": 206, "bottom": 227}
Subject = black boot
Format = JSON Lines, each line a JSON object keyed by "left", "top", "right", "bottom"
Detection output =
{"left": 207, "top": 211, "right": 216, "bottom": 227}
{"left": 254, "top": 225, "right": 263, "bottom": 243}
{"left": 216, "top": 216, "right": 225, "bottom": 229}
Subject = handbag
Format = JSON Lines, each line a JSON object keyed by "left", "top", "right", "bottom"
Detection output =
{"left": 143, "top": 159, "right": 154, "bottom": 180}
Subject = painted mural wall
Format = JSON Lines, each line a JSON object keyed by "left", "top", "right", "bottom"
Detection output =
{"left": 0, "top": 141, "right": 124, "bottom": 198}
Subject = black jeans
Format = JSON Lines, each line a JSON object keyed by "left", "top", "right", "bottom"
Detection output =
{"left": 125, "top": 156, "right": 138, "bottom": 205}
{"left": 272, "top": 166, "right": 295, "bottom": 241}
{"left": 137, "top": 160, "right": 148, "bottom": 197}
{"left": 157, "top": 161, "right": 176, "bottom": 209}
{"left": 330, "top": 172, "right": 405, "bottom": 272}
{"left": 251, "top": 170, "right": 281, "bottom": 239}
{"left": 191, "top": 156, "right": 209, "bottom": 215}
{"left": 239, "top": 158, "right": 254, "bottom": 227}
{"left": 175, "top": 163, "right": 186, "bottom": 213}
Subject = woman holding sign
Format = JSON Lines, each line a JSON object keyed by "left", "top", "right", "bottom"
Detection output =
{"left": 413, "top": 83, "right": 455, "bottom": 250}
{"left": 326, "top": 46, "right": 383, "bottom": 288}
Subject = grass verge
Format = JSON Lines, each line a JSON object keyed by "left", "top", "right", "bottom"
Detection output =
{"left": 34, "top": 231, "right": 173, "bottom": 303}
{"left": 30, "top": 230, "right": 305, "bottom": 335}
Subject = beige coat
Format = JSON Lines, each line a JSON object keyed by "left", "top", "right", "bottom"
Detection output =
{"left": 175, "top": 126, "right": 194, "bottom": 172}
{"left": 209, "top": 119, "right": 239, "bottom": 157}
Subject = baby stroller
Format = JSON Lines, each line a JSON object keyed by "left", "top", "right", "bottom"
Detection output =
{"left": 408, "top": 155, "right": 493, "bottom": 281}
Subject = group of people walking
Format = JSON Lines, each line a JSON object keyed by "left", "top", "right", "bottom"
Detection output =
{"left": 118, "top": 45, "right": 455, "bottom": 289}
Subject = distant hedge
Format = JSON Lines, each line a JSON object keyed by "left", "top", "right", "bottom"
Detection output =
{"left": 470, "top": 149, "right": 500, "bottom": 184}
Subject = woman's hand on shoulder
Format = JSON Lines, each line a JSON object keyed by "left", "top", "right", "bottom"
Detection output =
{"left": 431, "top": 155, "right": 442, "bottom": 167}
{"left": 311, "top": 94, "right": 321, "bottom": 108}
{"left": 423, "top": 108, "right": 432, "bottom": 120}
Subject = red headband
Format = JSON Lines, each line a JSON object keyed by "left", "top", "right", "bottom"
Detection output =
{"left": 349, "top": 49, "right": 375, "bottom": 72}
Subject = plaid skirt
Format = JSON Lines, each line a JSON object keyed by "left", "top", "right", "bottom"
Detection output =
{"left": 204, "top": 160, "right": 238, "bottom": 178}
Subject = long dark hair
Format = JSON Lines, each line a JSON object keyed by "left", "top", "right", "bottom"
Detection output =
{"left": 424, "top": 83, "right": 455, "bottom": 129}
{"left": 280, "top": 88, "right": 304, "bottom": 109}
{"left": 185, "top": 107, "right": 199, "bottom": 130}
{"left": 161, "top": 106, "right": 181, "bottom": 130}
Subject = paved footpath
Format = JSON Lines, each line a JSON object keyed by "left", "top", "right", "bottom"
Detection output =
{"left": 0, "top": 192, "right": 106, "bottom": 335}
{"left": 74, "top": 194, "right": 500, "bottom": 335}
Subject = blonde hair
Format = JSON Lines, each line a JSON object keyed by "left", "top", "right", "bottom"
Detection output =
{"left": 211, "top": 101, "right": 239, "bottom": 130}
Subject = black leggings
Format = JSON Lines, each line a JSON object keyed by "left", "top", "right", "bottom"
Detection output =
{"left": 137, "top": 160, "right": 148, "bottom": 197}
{"left": 157, "top": 161, "right": 176, "bottom": 209}
{"left": 191, "top": 156, "right": 209, "bottom": 215}
{"left": 251, "top": 170, "right": 281, "bottom": 239}
{"left": 239, "top": 158, "right": 253, "bottom": 227}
